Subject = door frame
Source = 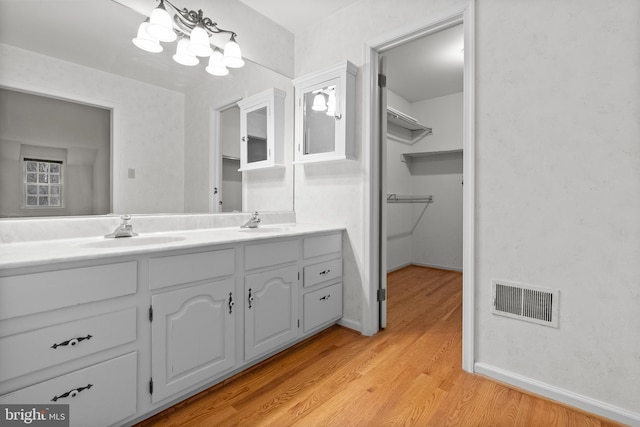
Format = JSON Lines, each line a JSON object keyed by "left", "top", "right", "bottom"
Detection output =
{"left": 209, "top": 100, "right": 242, "bottom": 213}
{"left": 362, "top": 0, "right": 475, "bottom": 372}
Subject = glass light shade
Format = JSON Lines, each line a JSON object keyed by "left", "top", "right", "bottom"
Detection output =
{"left": 147, "top": 4, "right": 177, "bottom": 42}
{"left": 173, "top": 38, "right": 199, "bottom": 66}
{"left": 223, "top": 39, "right": 245, "bottom": 68}
{"left": 205, "top": 49, "right": 229, "bottom": 76}
{"left": 312, "top": 93, "right": 327, "bottom": 111}
{"left": 326, "top": 90, "right": 336, "bottom": 116}
{"left": 132, "top": 22, "right": 163, "bottom": 53}
{"left": 187, "top": 24, "right": 213, "bottom": 57}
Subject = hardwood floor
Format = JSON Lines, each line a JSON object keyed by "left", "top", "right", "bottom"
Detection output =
{"left": 136, "top": 265, "right": 624, "bottom": 426}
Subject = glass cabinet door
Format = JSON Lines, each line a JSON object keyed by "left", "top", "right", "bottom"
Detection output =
{"left": 302, "top": 81, "right": 339, "bottom": 156}
{"left": 293, "top": 61, "right": 357, "bottom": 164}
{"left": 237, "top": 88, "right": 285, "bottom": 171}
{"left": 246, "top": 106, "right": 268, "bottom": 164}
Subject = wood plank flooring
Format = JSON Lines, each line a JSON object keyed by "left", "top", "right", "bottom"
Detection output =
{"left": 136, "top": 265, "right": 624, "bottom": 427}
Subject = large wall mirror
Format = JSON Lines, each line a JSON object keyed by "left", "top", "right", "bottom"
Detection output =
{"left": 0, "top": 0, "right": 294, "bottom": 218}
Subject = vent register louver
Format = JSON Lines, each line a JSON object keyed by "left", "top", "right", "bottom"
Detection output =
{"left": 492, "top": 280, "right": 559, "bottom": 328}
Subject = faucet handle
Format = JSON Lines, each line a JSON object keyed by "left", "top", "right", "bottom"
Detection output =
{"left": 252, "top": 211, "right": 259, "bottom": 218}
{"left": 120, "top": 214, "right": 132, "bottom": 223}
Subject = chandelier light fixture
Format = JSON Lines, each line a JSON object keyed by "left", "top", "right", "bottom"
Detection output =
{"left": 132, "top": 0, "right": 245, "bottom": 76}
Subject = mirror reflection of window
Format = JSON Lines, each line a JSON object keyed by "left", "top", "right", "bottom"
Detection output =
{"left": 0, "top": 88, "right": 110, "bottom": 218}
{"left": 303, "top": 84, "right": 337, "bottom": 155}
{"left": 23, "top": 158, "right": 64, "bottom": 208}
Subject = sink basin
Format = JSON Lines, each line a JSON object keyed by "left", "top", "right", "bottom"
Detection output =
{"left": 78, "top": 235, "right": 186, "bottom": 248}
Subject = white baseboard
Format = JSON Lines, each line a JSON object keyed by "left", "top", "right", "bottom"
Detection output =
{"left": 337, "top": 316, "right": 362, "bottom": 334}
{"left": 386, "top": 262, "right": 463, "bottom": 273}
{"left": 386, "top": 262, "right": 412, "bottom": 273}
{"left": 412, "top": 261, "right": 462, "bottom": 272}
{"left": 475, "top": 362, "right": 640, "bottom": 426}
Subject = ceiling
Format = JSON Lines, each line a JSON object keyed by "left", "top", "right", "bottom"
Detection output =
{"left": 235, "top": 0, "right": 464, "bottom": 102}
{"left": 237, "top": 0, "right": 361, "bottom": 35}
{"left": 0, "top": 0, "right": 462, "bottom": 101}
{"left": 383, "top": 24, "right": 464, "bottom": 102}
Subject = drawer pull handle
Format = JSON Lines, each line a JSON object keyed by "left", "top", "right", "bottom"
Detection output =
{"left": 51, "top": 334, "right": 93, "bottom": 349}
{"left": 51, "top": 384, "right": 93, "bottom": 402}
{"left": 319, "top": 269, "right": 331, "bottom": 276}
{"left": 228, "top": 292, "right": 235, "bottom": 314}
{"left": 248, "top": 288, "right": 254, "bottom": 309}
{"left": 319, "top": 295, "right": 331, "bottom": 301}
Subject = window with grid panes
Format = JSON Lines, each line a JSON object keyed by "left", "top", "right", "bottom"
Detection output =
{"left": 24, "top": 158, "right": 63, "bottom": 208}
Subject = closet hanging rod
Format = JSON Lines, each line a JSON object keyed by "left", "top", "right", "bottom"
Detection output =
{"left": 386, "top": 194, "right": 433, "bottom": 203}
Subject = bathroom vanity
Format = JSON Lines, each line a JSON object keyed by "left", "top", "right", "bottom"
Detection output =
{"left": 0, "top": 220, "right": 344, "bottom": 426}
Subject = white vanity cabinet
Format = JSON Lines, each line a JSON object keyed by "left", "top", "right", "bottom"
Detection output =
{"left": 301, "top": 233, "right": 343, "bottom": 334}
{"left": 148, "top": 249, "right": 236, "bottom": 403}
{"left": 238, "top": 87, "right": 286, "bottom": 171}
{"left": 0, "top": 261, "right": 139, "bottom": 427}
{"left": 293, "top": 61, "right": 357, "bottom": 164}
{"left": 0, "top": 227, "right": 344, "bottom": 426}
{"left": 243, "top": 240, "right": 299, "bottom": 361}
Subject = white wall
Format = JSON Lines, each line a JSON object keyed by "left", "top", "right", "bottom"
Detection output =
{"left": 386, "top": 92, "right": 464, "bottom": 272}
{"left": 294, "top": 0, "right": 640, "bottom": 421}
{"left": 0, "top": 44, "right": 185, "bottom": 215}
{"left": 385, "top": 92, "right": 415, "bottom": 270}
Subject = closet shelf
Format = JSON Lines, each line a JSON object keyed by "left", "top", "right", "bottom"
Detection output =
{"left": 401, "top": 149, "right": 462, "bottom": 163}
{"left": 387, "top": 106, "right": 432, "bottom": 145}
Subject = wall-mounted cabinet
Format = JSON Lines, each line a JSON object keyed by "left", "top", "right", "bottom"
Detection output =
{"left": 293, "top": 61, "right": 357, "bottom": 164}
{"left": 238, "top": 88, "right": 286, "bottom": 171}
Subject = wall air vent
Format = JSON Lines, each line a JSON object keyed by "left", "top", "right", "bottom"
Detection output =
{"left": 492, "top": 280, "right": 559, "bottom": 328}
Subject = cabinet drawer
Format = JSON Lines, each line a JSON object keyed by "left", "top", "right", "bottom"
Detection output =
{"left": 303, "top": 283, "right": 342, "bottom": 333}
{"left": 0, "top": 262, "right": 137, "bottom": 321}
{"left": 0, "top": 308, "right": 136, "bottom": 382}
{"left": 0, "top": 352, "right": 137, "bottom": 427}
{"left": 149, "top": 249, "right": 234, "bottom": 290}
{"left": 303, "top": 258, "right": 342, "bottom": 288}
{"left": 244, "top": 240, "right": 298, "bottom": 270}
{"left": 303, "top": 233, "right": 342, "bottom": 259}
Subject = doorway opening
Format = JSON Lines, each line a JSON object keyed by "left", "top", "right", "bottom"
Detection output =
{"left": 211, "top": 103, "right": 242, "bottom": 212}
{"left": 366, "top": 3, "right": 475, "bottom": 372}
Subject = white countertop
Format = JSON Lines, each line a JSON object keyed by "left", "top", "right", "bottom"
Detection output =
{"left": 0, "top": 223, "right": 345, "bottom": 269}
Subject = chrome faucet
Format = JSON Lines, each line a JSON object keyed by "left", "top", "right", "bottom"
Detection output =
{"left": 105, "top": 214, "right": 138, "bottom": 238}
{"left": 240, "top": 211, "right": 261, "bottom": 228}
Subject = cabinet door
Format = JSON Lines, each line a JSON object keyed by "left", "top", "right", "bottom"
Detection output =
{"left": 151, "top": 279, "right": 235, "bottom": 403}
{"left": 299, "top": 77, "right": 341, "bottom": 159}
{"left": 244, "top": 265, "right": 298, "bottom": 361}
{"left": 243, "top": 103, "right": 270, "bottom": 167}
{"left": 238, "top": 88, "right": 285, "bottom": 171}
{"left": 293, "top": 61, "right": 357, "bottom": 164}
